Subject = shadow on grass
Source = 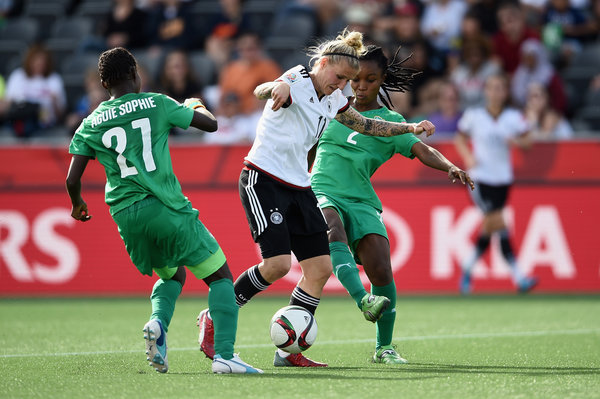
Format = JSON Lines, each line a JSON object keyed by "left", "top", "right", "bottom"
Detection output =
{"left": 168, "top": 370, "right": 444, "bottom": 381}
{"left": 165, "top": 363, "right": 600, "bottom": 379}
{"left": 400, "top": 363, "right": 600, "bottom": 376}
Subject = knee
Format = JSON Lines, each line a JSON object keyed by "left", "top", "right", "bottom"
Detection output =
{"left": 304, "top": 260, "right": 332, "bottom": 285}
{"left": 365, "top": 263, "right": 393, "bottom": 286}
{"left": 171, "top": 267, "right": 186, "bottom": 287}
{"left": 261, "top": 258, "right": 291, "bottom": 281}
{"left": 327, "top": 222, "right": 346, "bottom": 243}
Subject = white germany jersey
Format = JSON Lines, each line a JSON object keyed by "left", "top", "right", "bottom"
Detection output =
{"left": 245, "top": 65, "right": 350, "bottom": 188}
{"left": 458, "top": 106, "right": 529, "bottom": 185}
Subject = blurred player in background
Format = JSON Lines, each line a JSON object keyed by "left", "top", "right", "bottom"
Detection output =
{"left": 311, "top": 45, "right": 473, "bottom": 365}
{"left": 65, "top": 47, "right": 262, "bottom": 374}
{"left": 197, "top": 28, "right": 436, "bottom": 368}
{"left": 455, "top": 73, "right": 539, "bottom": 295}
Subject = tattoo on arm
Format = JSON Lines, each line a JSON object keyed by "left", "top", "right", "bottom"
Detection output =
{"left": 254, "top": 82, "right": 276, "bottom": 100}
{"left": 336, "top": 107, "right": 413, "bottom": 137}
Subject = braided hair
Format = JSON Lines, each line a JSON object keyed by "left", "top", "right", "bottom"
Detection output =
{"left": 98, "top": 47, "right": 137, "bottom": 89}
{"left": 360, "top": 45, "right": 420, "bottom": 109}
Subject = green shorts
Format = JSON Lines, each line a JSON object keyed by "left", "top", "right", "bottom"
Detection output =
{"left": 316, "top": 193, "right": 388, "bottom": 264}
{"left": 112, "top": 196, "right": 225, "bottom": 279}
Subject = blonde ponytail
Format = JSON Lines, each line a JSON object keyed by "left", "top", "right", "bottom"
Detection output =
{"left": 306, "top": 28, "right": 366, "bottom": 70}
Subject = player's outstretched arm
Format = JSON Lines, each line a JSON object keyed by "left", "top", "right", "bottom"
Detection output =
{"left": 411, "top": 142, "right": 474, "bottom": 190}
{"left": 335, "top": 107, "right": 435, "bottom": 137}
{"left": 66, "top": 154, "right": 93, "bottom": 222}
{"left": 184, "top": 98, "right": 218, "bottom": 132}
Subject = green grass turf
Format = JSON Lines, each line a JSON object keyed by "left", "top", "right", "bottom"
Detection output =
{"left": 1, "top": 295, "right": 599, "bottom": 399}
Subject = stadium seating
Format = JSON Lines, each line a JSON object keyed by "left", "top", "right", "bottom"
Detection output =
{"left": 0, "top": 17, "right": 40, "bottom": 76}
{"left": 188, "top": 51, "right": 218, "bottom": 88}
{"left": 45, "top": 16, "right": 94, "bottom": 61}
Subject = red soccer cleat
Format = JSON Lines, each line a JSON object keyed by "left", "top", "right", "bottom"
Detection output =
{"left": 197, "top": 309, "right": 215, "bottom": 360}
{"left": 273, "top": 351, "right": 328, "bottom": 367}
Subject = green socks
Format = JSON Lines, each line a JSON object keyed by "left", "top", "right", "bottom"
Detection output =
{"left": 209, "top": 278, "right": 238, "bottom": 360}
{"left": 150, "top": 278, "right": 182, "bottom": 332}
{"left": 330, "top": 241, "right": 367, "bottom": 309}
{"left": 373, "top": 281, "right": 397, "bottom": 349}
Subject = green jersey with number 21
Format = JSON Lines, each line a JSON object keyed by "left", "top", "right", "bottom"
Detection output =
{"left": 69, "top": 92, "right": 195, "bottom": 215}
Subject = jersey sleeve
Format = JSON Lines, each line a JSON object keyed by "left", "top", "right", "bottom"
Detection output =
{"left": 510, "top": 109, "right": 529, "bottom": 137}
{"left": 332, "top": 89, "right": 350, "bottom": 113}
{"left": 158, "top": 94, "right": 195, "bottom": 130}
{"left": 457, "top": 108, "right": 474, "bottom": 135}
{"left": 68, "top": 121, "right": 95, "bottom": 158}
{"left": 389, "top": 111, "right": 420, "bottom": 158}
{"left": 276, "top": 66, "right": 309, "bottom": 106}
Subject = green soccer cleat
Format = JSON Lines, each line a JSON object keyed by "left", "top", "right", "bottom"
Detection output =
{"left": 373, "top": 345, "right": 408, "bottom": 365}
{"left": 360, "top": 294, "right": 391, "bottom": 322}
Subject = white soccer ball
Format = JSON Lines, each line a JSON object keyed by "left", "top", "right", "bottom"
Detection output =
{"left": 269, "top": 305, "right": 318, "bottom": 353}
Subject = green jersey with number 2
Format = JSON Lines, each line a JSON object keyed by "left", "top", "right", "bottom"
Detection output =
{"left": 69, "top": 92, "right": 194, "bottom": 215}
{"left": 311, "top": 107, "right": 421, "bottom": 211}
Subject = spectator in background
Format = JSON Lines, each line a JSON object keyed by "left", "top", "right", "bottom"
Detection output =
{"left": 492, "top": 1, "right": 541, "bottom": 75}
{"left": 520, "top": 0, "right": 548, "bottom": 30}
{"left": 0, "top": 0, "right": 22, "bottom": 20}
{"left": 511, "top": 38, "right": 567, "bottom": 114}
{"left": 393, "top": 41, "right": 443, "bottom": 120}
{"left": 64, "top": 68, "right": 108, "bottom": 133}
{"left": 584, "top": 73, "right": 600, "bottom": 106}
{"left": 542, "top": 0, "right": 596, "bottom": 68}
{"left": 276, "top": 0, "right": 343, "bottom": 37}
{"left": 424, "top": 79, "right": 462, "bottom": 139}
{"left": 157, "top": 49, "right": 204, "bottom": 136}
{"left": 204, "top": 0, "right": 253, "bottom": 70}
{"left": 203, "top": 92, "right": 258, "bottom": 144}
{"left": 4, "top": 44, "right": 66, "bottom": 137}
{"left": 589, "top": 0, "right": 600, "bottom": 41}
{"left": 99, "top": 0, "right": 149, "bottom": 50}
{"left": 343, "top": 3, "right": 376, "bottom": 37}
{"left": 524, "top": 82, "right": 573, "bottom": 140}
{"left": 420, "top": 0, "right": 467, "bottom": 57}
{"left": 157, "top": 49, "right": 203, "bottom": 103}
{"left": 466, "top": 0, "right": 500, "bottom": 36}
{"left": 371, "top": 1, "right": 422, "bottom": 46}
{"left": 217, "top": 32, "right": 282, "bottom": 117}
{"left": 146, "top": 0, "right": 197, "bottom": 51}
{"left": 446, "top": 7, "right": 489, "bottom": 74}
{"left": 376, "top": 1, "right": 447, "bottom": 76}
{"left": 450, "top": 36, "right": 501, "bottom": 110}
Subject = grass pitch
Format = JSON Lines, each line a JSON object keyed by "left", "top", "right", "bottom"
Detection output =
{"left": 1, "top": 295, "right": 599, "bottom": 399}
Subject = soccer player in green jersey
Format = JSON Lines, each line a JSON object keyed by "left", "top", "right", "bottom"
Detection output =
{"left": 311, "top": 45, "right": 474, "bottom": 364}
{"left": 65, "top": 47, "right": 262, "bottom": 374}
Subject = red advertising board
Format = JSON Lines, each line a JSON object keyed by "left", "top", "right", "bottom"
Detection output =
{"left": 0, "top": 142, "right": 599, "bottom": 295}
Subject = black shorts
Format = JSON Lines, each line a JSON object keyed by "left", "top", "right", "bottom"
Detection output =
{"left": 470, "top": 182, "right": 511, "bottom": 213}
{"left": 239, "top": 167, "right": 329, "bottom": 261}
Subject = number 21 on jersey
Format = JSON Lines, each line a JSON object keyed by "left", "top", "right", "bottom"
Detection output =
{"left": 101, "top": 117, "right": 156, "bottom": 178}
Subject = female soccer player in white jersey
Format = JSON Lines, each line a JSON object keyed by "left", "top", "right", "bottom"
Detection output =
{"left": 197, "top": 29, "right": 435, "bottom": 368}
{"left": 311, "top": 45, "right": 473, "bottom": 364}
{"left": 455, "top": 73, "right": 539, "bottom": 294}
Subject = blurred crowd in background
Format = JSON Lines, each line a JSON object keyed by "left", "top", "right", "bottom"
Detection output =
{"left": 0, "top": 0, "right": 599, "bottom": 143}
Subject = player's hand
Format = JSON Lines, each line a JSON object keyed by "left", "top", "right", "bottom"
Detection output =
{"left": 448, "top": 165, "right": 475, "bottom": 190}
{"left": 184, "top": 97, "right": 205, "bottom": 110}
{"left": 71, "top": 201, "right": 92, "bottom": 222}
{"left": 271, "top": 82, "right": 291, "bottom": 111}
{"left": 411, "top": 120, "right": 435, "bottom": 137}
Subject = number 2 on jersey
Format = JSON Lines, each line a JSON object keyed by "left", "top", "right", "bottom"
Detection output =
{"left": 102, "top": 117, "right": 156, "bottom": 178}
